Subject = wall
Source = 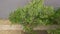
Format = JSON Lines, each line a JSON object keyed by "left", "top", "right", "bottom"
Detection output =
{"left": 0, "top": 0, "right": 30, "bottom": 19}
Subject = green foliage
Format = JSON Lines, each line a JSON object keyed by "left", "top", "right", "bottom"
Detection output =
{"left": 9, "top": 0, "right": 55, "bottom": 34}
{"left": 47, "top": 8, "right": 60, "bottom": 34}
{"left": 47, "top": 29, "right": 60, "bottom": 34}
{"left": 53, "top": 8, "right": 60, "bottom": 24}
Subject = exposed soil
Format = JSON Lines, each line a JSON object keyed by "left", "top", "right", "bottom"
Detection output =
{"left": 0, "top": 19, "right": 48, "bottom": 34}
{"left": 0, "top": 30, "right": 22, "bottom": 34}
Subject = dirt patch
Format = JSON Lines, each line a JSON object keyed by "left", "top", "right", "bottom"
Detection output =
{"left": 0, "top": 19, "right": 22, "bottom": 34}
{"left": 0, "top": 19, "right": 11, "bottom": 25}
{"left": 0, "top": 30, "right": 22, "bottom": 34}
